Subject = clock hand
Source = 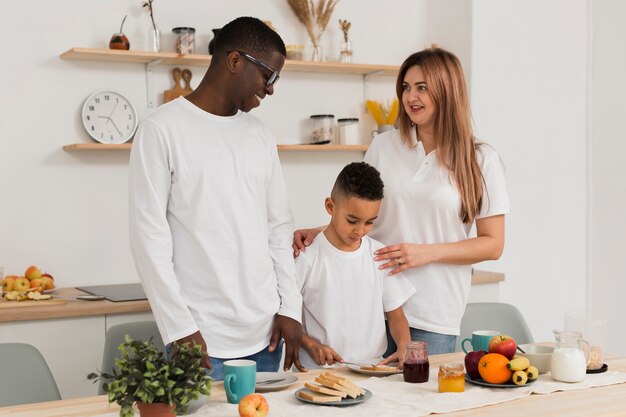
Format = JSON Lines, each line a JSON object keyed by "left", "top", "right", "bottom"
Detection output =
{"left": 109, "top": 118, "right": 123, "bottom": 136}
{"left": 97, "top": 115, "right": 111, "bottom": 125}
{"left": 107, "top": 102, "right": 119, "bottom": 118}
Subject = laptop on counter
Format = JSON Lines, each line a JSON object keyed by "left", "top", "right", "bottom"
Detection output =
{"left": 76, "top": 283, "right": 147, "bottom": 302}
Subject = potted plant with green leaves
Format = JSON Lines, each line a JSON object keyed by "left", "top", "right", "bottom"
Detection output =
{"left": 88, "top": 336, "right": 211, "bottom": 417}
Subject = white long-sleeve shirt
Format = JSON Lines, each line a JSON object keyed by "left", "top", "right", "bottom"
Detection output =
{"left": 129, "top": 97, "right": 302, "bottom": 358}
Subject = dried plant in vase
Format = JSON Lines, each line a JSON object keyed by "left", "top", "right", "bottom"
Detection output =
{"left": 142, "top": 0, "right": 160, "bottom": 52}
{"left": 287, "top": 0, "right": 339, "bottom": 61}
{"left": 338, "top": 19, "right": 352, "bottom": 63}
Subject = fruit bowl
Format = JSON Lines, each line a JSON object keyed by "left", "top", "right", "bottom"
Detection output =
{"left": 517, "top": 344, "right": 553, "bottom": 374}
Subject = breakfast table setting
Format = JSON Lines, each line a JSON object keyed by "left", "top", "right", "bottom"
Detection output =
{"left": 2, "top": 344, "right": 626, "bottom": 417}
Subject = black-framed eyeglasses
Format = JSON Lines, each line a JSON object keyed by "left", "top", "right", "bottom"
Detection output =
{"left": 232, "top": 50, "right": 280, "bottom": 87}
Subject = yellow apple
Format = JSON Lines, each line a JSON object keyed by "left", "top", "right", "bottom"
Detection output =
{"left": 24, "top": 265, "right": 42, "bottom": 281}
{"left": 2, "top": 275, "right": 18, "bottom": 291}
{"left": 13, "top": 277, "right": 31, "bottom": 291}
{"left": 238, "top": 393, "right": 269, "bottom": 417}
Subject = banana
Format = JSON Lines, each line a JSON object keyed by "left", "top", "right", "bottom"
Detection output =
{"left": 525, "top": 365, "right": 539, "bottom": 380}
{"left": 507, "top": 356, "right": 530, "bottom": 371}
{"left": 512, "top": 370, "right": 528, "bottom": 385}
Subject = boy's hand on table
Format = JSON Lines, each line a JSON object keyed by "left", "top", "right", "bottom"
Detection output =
{"left": 302, "top": 337, "right": 344, "bottom": 366}
{"left": 270, "top": 315, "right": 304, "bottom": 371}
{"left": 175, "top": 330, "right": 212, "bottom": 369}
{"left": 379, "top": 350, "right": 405, "bottom": 370}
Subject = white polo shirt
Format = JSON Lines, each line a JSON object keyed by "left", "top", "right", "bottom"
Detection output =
{"left": 364, "top": 129, "right": 509, "bottom": 335}
{"left": 295, "top": 233, "right": 415, "bottom": 368}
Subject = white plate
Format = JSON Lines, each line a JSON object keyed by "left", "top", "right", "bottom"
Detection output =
{"left": 345, "top": 362, "right": 402, "bottom": 376}
{"left": 294, "top": 388, "right": 372, "bottom": 407}
{"left": 255, "top": 372, "right": 298, "bottom": 392}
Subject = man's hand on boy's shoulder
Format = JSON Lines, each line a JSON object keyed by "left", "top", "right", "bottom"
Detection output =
{"left": 270, "top": 315, "right": 304, "bottom": 371}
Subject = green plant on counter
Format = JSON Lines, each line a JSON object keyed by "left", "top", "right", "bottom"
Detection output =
{"left": 87, "top": 336, "right": 211, "bottom": 417}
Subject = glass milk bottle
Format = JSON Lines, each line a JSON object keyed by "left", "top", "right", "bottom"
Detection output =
{"left": 551, "top": 330, "right": 590, "bottom": 382}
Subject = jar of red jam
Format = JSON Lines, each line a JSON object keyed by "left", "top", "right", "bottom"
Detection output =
{"left": 403, "top": 341, "right": 429, "bottom": 383}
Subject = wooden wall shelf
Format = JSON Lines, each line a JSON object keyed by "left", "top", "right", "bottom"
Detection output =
{"left": 63, "top": 143, "right": 369, "bottom": 152}
{"left": 61, "top": 48, "right": 399, "bottom": 76}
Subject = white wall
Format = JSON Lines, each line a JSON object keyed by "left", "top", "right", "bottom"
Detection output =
{"left": 590, "top": 0, "right": 626, "bottom": 355}
{"left": 0, "top": 1, "right": 470, "bottom": 282}
{"left": 470, "top": 0, "right": 590, "bottom": 346}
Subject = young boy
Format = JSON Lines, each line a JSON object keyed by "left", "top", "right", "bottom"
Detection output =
{"left": 295, "top": 162, "right": 415, "bottom": 369}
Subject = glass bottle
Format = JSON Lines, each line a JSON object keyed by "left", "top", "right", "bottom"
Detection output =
{"left": 551, "top": 330, "right": 591, "bottom": 382}
{"left": 340, "top": 39, "right": 352, "bottom": 64}
{"left": 149, "top": 27, "right": 161, "bottom": 52}
{"left": 403, "top": 341, "right": 429, "bottom": 383}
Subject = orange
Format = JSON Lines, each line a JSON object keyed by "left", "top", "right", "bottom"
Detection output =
{"left": 478, "top": 353, "right": 512, "bottom": 384}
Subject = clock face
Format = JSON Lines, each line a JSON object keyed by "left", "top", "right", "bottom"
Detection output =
{"left": 81, "top": 90, "right": 138, "bottom": 144}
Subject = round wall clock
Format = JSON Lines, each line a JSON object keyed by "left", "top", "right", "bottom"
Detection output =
{"left": 81, "top": 90, "right": 138, "bottom": 144}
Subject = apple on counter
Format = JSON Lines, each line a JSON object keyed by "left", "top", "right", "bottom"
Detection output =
{"left": 488, "top": 335, "right": 517, "bottom": 360}
{"left": 464, "top": 350, "right": 487, "bottom": 379}
{"left": 238, "top": 393, "right": 269, "bottom": 417}
{"left": 24, "top": 265, "right": 42, "bottom": 281}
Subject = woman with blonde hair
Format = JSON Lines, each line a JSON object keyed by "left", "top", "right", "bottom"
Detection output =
{"left": 293, "top": 47, "right": 509, "bottom": 354}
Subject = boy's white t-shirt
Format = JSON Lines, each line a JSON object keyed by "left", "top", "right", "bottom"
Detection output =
{"left": 295, "top": 233, "right": 416, "bottom": 369}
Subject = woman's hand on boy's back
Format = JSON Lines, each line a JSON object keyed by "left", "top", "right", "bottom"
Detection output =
{"left": 302, "top": 335, "right": 344, "bottom": 366}
{"left": 374, "top": 243, "right": 437, "bottom": 275}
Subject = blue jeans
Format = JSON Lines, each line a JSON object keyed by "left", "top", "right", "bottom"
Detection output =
{"left": 384, "top": 322, "right": 457, "bottom": 356}
{"left": 166, "top": 341, "right": 283, "bottom": 381}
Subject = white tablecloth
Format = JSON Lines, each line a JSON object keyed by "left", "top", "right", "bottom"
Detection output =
{"left": 192, "top": 369, "right": 626, "bottom": 417}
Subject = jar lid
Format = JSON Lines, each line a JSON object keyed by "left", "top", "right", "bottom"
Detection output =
{"left": 172, "top": 27, "right": 196, "bottom": 33}
{"left": 337, "top": 118, "right": 359, "bottom": 122}
{"left": 310, "top": 114, "right": 335, "bottom": 119}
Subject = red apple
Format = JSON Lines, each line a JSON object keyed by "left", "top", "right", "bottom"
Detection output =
{"left": 238, "top": 393, "right": 269, "bottom": 417}
{"left": 40, "top": 276, "right": 55, "bottom": 290}
{"left": 24, "top": 265, "right": 42, "bottom": 281}
{"left": 464, "top": 350, "right": 487, "bottom": 380}
{"left": 488, "top": 335, "right": 517, "bottom": 360}
{"left": 29, "top": 278, "right": 44, "bottom": 292}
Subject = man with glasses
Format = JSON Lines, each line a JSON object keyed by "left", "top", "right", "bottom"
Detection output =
{"left": 129, "top": 16, "right": 304, "bottom": 380}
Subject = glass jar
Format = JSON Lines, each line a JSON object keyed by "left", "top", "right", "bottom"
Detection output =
{"left": 438, "top": 363, "right": 465, "bottom": 392}
{"left": 172, "top": 27, "right": 195, "bottom": 54}
{"left": 337, "top": 118, "right": 359, "bottom": 145}
{"left": 403, "top": 341, "right": 429, "bottom": 383}
{"left": 310, "top": 114, "right": 335, "bottom": 144}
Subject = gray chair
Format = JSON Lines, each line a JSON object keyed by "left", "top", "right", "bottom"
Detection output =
{"left": 0, "top": 343, "right": 61, "bottom": 406}
{"left": 456, "top": 302, "right": 534, "bottom": 352}
{"left": 99, "top": 321, "right": 165, "bottom": 394}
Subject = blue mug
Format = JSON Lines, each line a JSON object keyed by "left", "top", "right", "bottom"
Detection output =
{"left": 224, "top": 359, "right": 256, "bottom": 404}
{"left": 461, "top": 330, "right": 500, "bottom": 353}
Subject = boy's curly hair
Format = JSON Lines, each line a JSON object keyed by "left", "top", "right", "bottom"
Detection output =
{"left": 331, "top": 162, "right": 384, "bottom": 201}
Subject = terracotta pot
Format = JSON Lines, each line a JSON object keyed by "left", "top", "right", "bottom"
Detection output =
{"left": 137, "top": 402, "right": 176, "bottom": 417}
